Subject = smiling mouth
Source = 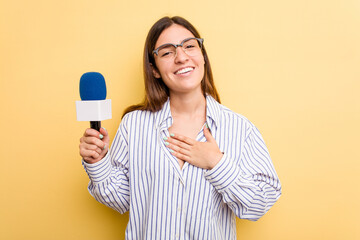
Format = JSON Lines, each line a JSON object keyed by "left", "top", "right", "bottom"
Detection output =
{"left": 175, "top": 67, "right": 194, "bottom": 75}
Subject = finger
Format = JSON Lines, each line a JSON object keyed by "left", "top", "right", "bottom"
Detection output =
{"left": 102, "top": 142, "right": 108, "bottom": 151}
{"left": 99, "top": 127, "right": 107, "bottom": 135}
{"left": 170, "top": 150, "right": 191, "bottom": 162}
{"left": 84, "top": 128, "right": 101, "bottom": 137}
{"left": 169, "top": 133, "right": 195, "bottom": 146}
{"left": 83, "top": 136, "right": 105, "bottom": 149}
{"left": 84, "top": 128, "right": 106, "bottom": 141}
{"left": 79, "top": 141, "right": 103, "bottom": 155}
{"left": 166, "top": 142, "right": 191, "bottom": 156}
{"left": 203, "top": 125, "right": 215, "bottom": 142}
{"left": 165, "top": 137, "right": 191, "bottom": 150}
{"left": 84, "top": 143, "right": 103, "bottom": 155}
{"left": 83, "top": 155, "right": 100, "bottom": 164}
{"left": 80, "top": 148, "right": 100, "bottom": 159}
{"left": 99, "top": 127, "right": 109, "bottom": 140}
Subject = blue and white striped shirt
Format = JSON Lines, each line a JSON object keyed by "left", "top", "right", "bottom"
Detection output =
{"left": 83, "top": 95, "right": 281, "bottom": 240}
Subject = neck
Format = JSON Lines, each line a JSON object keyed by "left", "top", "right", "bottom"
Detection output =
{"left": 169, "top": 91, "right": 206, "bottom": 117}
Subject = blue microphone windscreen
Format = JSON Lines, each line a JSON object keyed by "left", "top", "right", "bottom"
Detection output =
{"left": 80, "top": 72, "right": 107, "bottom": 100}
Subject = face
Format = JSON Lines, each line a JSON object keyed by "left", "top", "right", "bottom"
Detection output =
{"left": 152, "top": 24, "right": 205, "bottom": 95}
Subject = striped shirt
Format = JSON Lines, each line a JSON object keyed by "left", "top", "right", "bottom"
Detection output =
{"left": 83, "top": 95, "right": 281, "bottom": 240}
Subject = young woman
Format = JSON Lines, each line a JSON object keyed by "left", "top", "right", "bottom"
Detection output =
{"left": 79, "top": 16, "right": 281, "bottom": 240}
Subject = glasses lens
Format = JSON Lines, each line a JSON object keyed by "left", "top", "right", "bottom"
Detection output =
{"left": 182, "top": 38, "right": 201, "bottom": 56}
{"left": 155, "top": 38, "right": 203, "bottom": 60}
{"left": 158, "top": 44, "right": 176, "bottom": 58}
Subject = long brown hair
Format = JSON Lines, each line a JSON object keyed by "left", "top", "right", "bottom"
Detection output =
{"left": 123, "top": 16, "right": 220, "bottom": 117}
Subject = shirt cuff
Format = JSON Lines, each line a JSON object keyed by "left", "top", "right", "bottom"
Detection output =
{"left": 82, "top": 154, "right": 112, "bottom": 184}
{"left": 203, "top": 153, "right": 244, "bottom": 192}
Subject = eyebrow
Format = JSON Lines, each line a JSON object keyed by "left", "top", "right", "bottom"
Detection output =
{"left": 154, "top": 37, "right": 195, "bottom": 49}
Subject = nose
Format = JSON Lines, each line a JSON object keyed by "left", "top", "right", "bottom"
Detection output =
{"left": 174, "top": 46, "right": 189, "bottom": 63}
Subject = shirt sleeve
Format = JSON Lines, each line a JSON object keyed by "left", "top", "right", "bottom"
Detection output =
{"left": 203, "top": 125, "right": 281, "bottom": 221}
{"left": 82, "top": 116, "right": 130, "bottom": 214}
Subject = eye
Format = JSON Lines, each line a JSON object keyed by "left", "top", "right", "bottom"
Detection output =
{"left": 183, "top": 39, "right": 199, "bottom": 50}
{"left": 185, "top": 44, "right": 195, "bottom": 49}
{"left": 160, "top": 51, "right": 173, "bottom": 57}
{"left": 158, "top": 45, "right": 175, "bottom": 57}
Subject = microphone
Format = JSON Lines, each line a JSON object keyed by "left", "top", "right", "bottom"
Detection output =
{"left": 76, "top": 72, "right": 112, "bottom": 131}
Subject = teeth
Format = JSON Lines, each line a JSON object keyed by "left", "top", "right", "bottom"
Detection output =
{"left": 176, "top": 67, "right": 193, "bottom": 74}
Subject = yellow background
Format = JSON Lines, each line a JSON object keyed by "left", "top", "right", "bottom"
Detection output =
{"left": 1, "top": 0, "right": 359, "bottom": 239}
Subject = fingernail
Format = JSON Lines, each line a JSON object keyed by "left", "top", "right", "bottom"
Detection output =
{"left": 102, "top": 127, "right": 106, "bottom": 131}
{"left": 170, "top": 133, "right": 175, "bottom": 137}
{"left": 99, "top": 134, "right": 104, "bottom": 139}
{"left": 205, "top": 123, "right": 209, "bottom": 128}
{"left": 103, "top": 145, "right": 106, "bottom": 150}
{"left": 163, "top": 136, "right": 168, "bottom": 141}
{"left": 165, "top": 142, "right": 169, "bottom": 146}
{"left": 169, "top": 149, "right": 174, "bottom": 153}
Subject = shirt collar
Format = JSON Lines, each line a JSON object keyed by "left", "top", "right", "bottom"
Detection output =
{"left": 154, "top": 98, "right": 172, "bottom": 130}
{"left": 154, "top": 95, "right": 222, "bottom": 130}
{"left": 205, "top": 95, "right": 221, "bottom": 129}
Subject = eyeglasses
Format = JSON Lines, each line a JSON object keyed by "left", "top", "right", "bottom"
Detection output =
{"left": 152, "top": 37, "right": 204, "bottom": 60}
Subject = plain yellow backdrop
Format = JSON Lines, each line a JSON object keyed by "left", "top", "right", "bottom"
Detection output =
{"left": 1, "top": 0, "right": 359, "bottom": 239}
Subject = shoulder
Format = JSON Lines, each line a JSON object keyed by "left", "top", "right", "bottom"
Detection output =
{"left": 214, "top": 102, "right": 256, "bottom": 139}
{"left": 207, "top": 95, "right": 253, "bottom": 127}
{"left": 121, "top": 109, "right": 156, "bottom": 130}
{"left": 122, "top": 109, "right": 154, "bottom": 122}
{"left": 219, "top": 103, "right": 254, "bottom": 127}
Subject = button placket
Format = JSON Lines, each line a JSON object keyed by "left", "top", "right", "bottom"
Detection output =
{"left": 158, "top": 129, "right": 185, "bottom": 183}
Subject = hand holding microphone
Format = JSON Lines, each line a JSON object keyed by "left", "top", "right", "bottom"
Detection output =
{"left": 76, "top": 72, "right": 112, "bottom": 164}
{"left": 79, "top": 127, "right": 109, "bottom": 164}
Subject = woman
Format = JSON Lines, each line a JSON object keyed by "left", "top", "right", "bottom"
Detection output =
{"left": 80, "top": 16, "right": 281, "bottom": 240}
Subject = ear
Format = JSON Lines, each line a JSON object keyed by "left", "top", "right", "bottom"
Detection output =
{"left": 150, "top": 63, "right": 161, "bottom": 78}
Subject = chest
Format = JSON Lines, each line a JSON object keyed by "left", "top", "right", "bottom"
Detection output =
{"left": 168, "top": 115, "right": 206, "bottom": 140}
{"left": 127, "top": 117, "right": 208, "bottom": 178}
